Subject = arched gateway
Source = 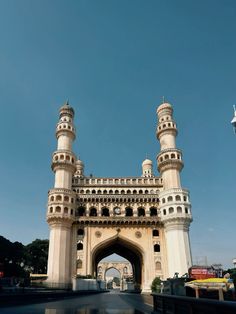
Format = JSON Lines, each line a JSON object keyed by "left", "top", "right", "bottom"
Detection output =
{"left": 46, "top": 101, "right": 193, "bottom": 292}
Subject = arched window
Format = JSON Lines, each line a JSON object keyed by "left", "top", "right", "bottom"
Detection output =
{"left": 103, "top": 190, "right": 107, "bottom": 194}
{"left": 139, "top": 190, "right": 143, "bottom": 194}
{"left": 92, "top": 190, "right": 96, "bottom": 194}
{"left": 55, "top": 206, "right": 61, "bottom": 213}
{"left": 64, "top": 207, "right": 68, "bottom": 214}
{"left": 167, "top": 196, "right": 173, "bottom": 202}
{"left": 150, "top": 207, "right": 158, "bottom": 216}
{"left": 177, "top": 206, "right": 182, "bottom": 213}
{"left": 154, "top": 244, "right": 160, "bottom": 252}
{"left": 86, "top": 189, "right": 90, "bottom": 194}
{"left": 175, "top": 195, "right": 181, "bottom": 201}
{"left": 145, "top": 190, "right": 149, "bottom": 194}
{"left": 169, "top": 207, "right": 174, "bottom": 214}
{"left": 102, "top": 207, "right": 109, "bottom": 217}
{"left": 56, "top": 195, "right": 62, "bottom": 201}
{"left": 125, "top": 207, "right": 133, "bottom": 217}
{"left": 138, "top": 207, "right": 145, "bottom": 217}
{"left": 127, "top": 190, "right": 131, "bottom": 194}
{"left": 66, "top": 155, "right": 70, "bottom": 161}
{"left": 89, "top": 207, "right": 97, "bottom": 217}
{"left": 109, "top": 190, "right": 113, "bottom": 194}
{"left": 160, "top": 157, "right": 163, "bottom": 162}
{"left": 162, "top": 198, "right": 165, "bottom": 204}
{"left": 165, "top": 154, "right": 169, "bottom": 160}
{"left": 123, "top": 267, "right": 128, "bottom": 273}
{"left": 156, "top": 261, "right": 161, "bottom": 271}
{"left": 49, "top": 207, "right": 53, "bottom": 213}
{"left": 115, "top": 190, "right": 119, "bottom": 194}
{"left": 171, "top": 153, "right": 175, "bottom": 159}
{"left": 185, "top": 207, "right": 189, "bottom": 214}
{"left": 64, "top": 196, "right": 69, "bottom": 202}
{"left": 77, "top": 259, "right": 82, "bottom": 269}
{"left": 77, "top": 229, "right": 84, "bottom": 236}
{"left": 80, "top": 189, "right": 84, "bottom": 194}
{"left": 121, "top": 190, "right": 125, "bottom": 194}
{"left": 77, "top": 243, "right": 83, "bottom": 250}
{"left": 153, "top": 229, "right": 159, "bottom": 237}
{"left": 133, "top": 190, "right": 137, "bottom": 194}
{"left": 77, "top": 206, "right": 85, "bottom": 216}
{"left": 183, "top": 196, "right": 187, "bottom": 202}
{"left": 163, "top": 209, "right": 166, "bottom": 215}
{"left": 97, "top": 190, "right": 101, "bottom": 194}
{"left": 50, "top": 196, "right": 54, "bottom": 201}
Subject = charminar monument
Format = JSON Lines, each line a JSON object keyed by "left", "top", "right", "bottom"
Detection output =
{"left": 46, "top": 101, "right": 193, "bottom": 292}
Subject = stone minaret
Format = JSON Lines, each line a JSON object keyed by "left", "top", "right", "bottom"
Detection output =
{"left": 46, "top": 102, "right": 77, "bottom": 288}
{"left": 141, "top": 158, "right": 154, "bottom": 177}
{"left": 156, "top": 102, "right": 192, "bottom": 277}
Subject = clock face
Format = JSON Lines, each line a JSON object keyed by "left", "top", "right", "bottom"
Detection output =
{"left": 114, "top": 207, "right": 121, "bottom": 215}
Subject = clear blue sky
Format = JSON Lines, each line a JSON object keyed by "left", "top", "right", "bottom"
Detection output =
{"left": 0, "top": 0, "right": 235, "bottom": 269}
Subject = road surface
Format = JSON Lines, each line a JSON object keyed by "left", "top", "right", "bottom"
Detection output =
{"left": 0, "top": 290, "right": 154, "bottom": 314}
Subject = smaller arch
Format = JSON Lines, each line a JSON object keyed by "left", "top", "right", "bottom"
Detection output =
{"left": 150, "top": 207, "right": 158, "bottom": 216}
{"left": 50, "top": 196, "right": 54, "bottom": 202}
{"left": 139, "top": 190, "right": 143, "bottom": 194}
{"left": 77, "top": 259, "right": 82, "bottom": 269}
{"left": 66, "top": 155, "right": 70, "bottom": 161}
{"left": 121, "top": 190, "right": 125, "bottom": 194}
{"left": 144, "top": 190, "right": 149, "bottom": 194}
{"left": 183, "top": 196, "right": 187, "bottom": 202}
{"left": 163, "top": 209, "right": 166, "bottom": 215}
{"left": 77, "top": 229, "right": 84, "bottom": 236}
{"left": 177, "top": 206, "right": 182, "bottom": 213}
{"left": 160, "top": 157, "right": 163, "bottom": 162}
{"left": 77, "top": 243, "right": 83, "bottom": 250}
{"left": 92, "top": 190, "right": 96, "bottom": 194}
{"left": 103, "top": 190, "right": 107, "bottom": 194}
{"left": 56, "top": 195, "right": 62, "bottom": 201}
{"left": 86, "top": 189, "right": 90, "bottom": 194}
{"left": 155, "top": 261, "right": 161, "bottom": 271}
{"left": 49, "top": 207, "right": 53, "bottom": 213}
{"left": 109, "top": 190, "right": 113, "bottom": 194}
{"left": 55, "top": 206, "right": 61, "bottom": 213}
{"left": 115, "top": 190, "right": 119, "bottom": 194}
{"left": 154, "top": 244, "right": 160, "bottom": 252}
{"left": 101, "top": 207, "right": 110, "bottom": 217}
{"left": 64, "top": 196, "right": 69, "bottom": 202}
{"left": 171, "top": 153, "right": 175, "bottom": 159}
{"left": 89, "top": 207, "right": 97, "bottom": 217}
{"left": 175, "top": 195, "right": 181, "bottom": 201}
{"left": 152, "top": 229, "right": 159, "bottom": 237}
{"left": 77, "top": 206, "right": 86, "bottom": 216}
{"left": 127, "top": 190, "right": 131, "bottom": 194}
{"left": 125, "top": 207, "right": 133, "bottom": 217}
{"left": 169, "top": 207, "right": 174, "bottom": 214}
{"left": 64, "top": 207, "right": 69, "bottom": 214}
{"left": 60, "top": 154, "right": 64, "bottom": 160}
{"left": 164, "top": 154, "right": 169, "bottom": 160}
{"left": 185, "top": 207, "right": 189, "bottom": 214}
{"left": 167, "top": 196, "right": 173, "bottom": 202}
{"left": 70, "top": 209, "right": 74, "bottom": 215}
{"left": 138, "top": 207, "right": 145, "bottom": 217}
{"left": 162, "top": 198, "right": 166, "bottom": 204}
{"left": 133, "top": 190, "right": 137, "bottom": 194}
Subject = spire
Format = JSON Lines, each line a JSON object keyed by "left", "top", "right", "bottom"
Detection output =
{"left": 231, "top": 105, "right": 236, "bottom": 134}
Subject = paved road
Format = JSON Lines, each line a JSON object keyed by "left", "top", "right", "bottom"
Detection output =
{"left": 0, "top": 291, "right": 154, "bottom": 314}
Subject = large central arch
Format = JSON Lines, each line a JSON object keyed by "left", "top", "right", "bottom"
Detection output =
{"left": 91, "top": 235, "right": 144, "bottom": 288}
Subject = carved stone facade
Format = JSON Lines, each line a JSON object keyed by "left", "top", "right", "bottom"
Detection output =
{"left": 46, "top": 101, "right": 193, "bottom": 292}
{"left": 97, "top": 261, "right": 133, "bottom": 281}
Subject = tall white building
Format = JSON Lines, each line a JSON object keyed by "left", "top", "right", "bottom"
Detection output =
{"left": 46, "top": 101, "right": 193, "bottom": 292}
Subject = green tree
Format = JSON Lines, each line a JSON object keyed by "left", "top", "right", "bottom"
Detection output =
{"left": 25, "top": 239, "right": 49, "bottom": 274}
{"left": 151, "top": 276, "right": 162, "bottom": 293}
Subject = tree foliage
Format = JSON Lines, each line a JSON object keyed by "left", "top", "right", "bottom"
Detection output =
{"left": 151, "top": 276, "right": 162, "bottom": 292}
{"left": 0, "top": 236, "right": 49, "bottom": 277}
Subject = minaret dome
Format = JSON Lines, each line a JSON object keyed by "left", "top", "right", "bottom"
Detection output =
{"left": 142, "top": 158, "right": 154, "bottom": 177}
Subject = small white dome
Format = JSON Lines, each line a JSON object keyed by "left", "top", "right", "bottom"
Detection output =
{"left": 156, "top": 102, "right": 172, "bottom": 114}
{"left": 142, "top": 159, "right": 152, "bottom": 166}
{"left": 76, "top": 159, "right": 84, "bottom": 167}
